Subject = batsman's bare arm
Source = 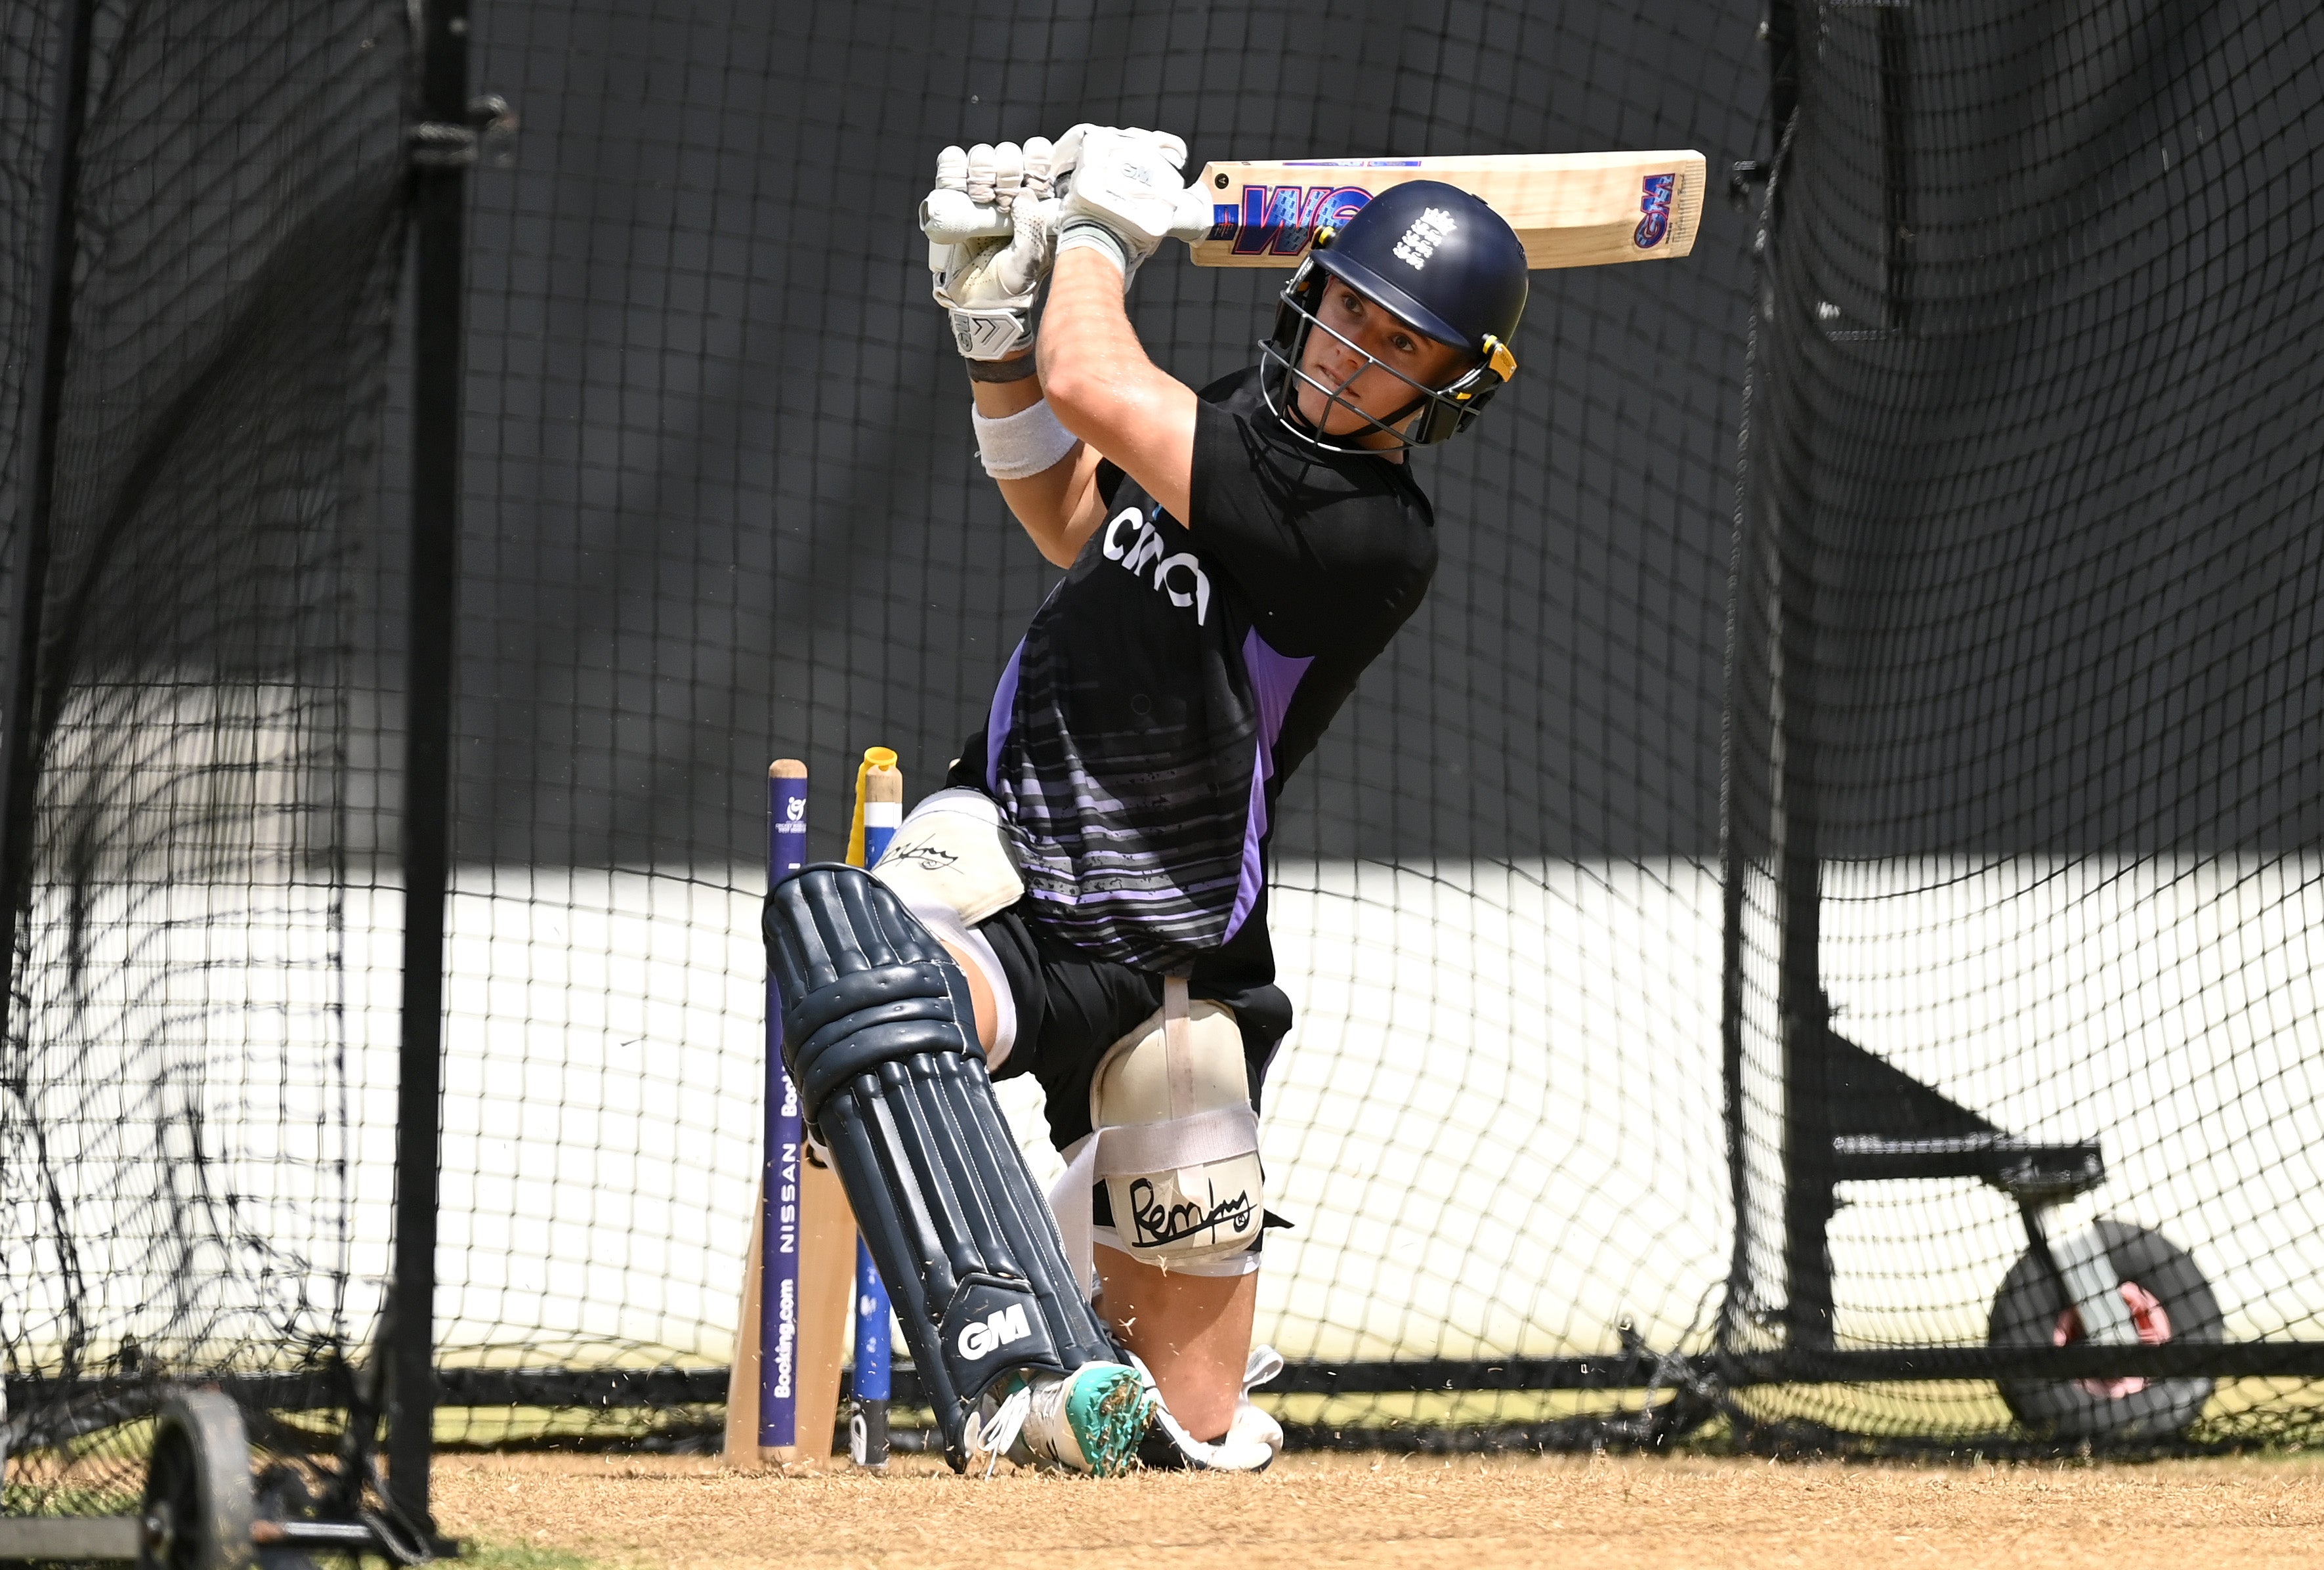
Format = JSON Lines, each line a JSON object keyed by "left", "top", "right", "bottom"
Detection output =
{"left": 967, "top": 249, "right": 1197, "bottom": 564}
{"left": 967, "top": 362, "right": 1105, "bottom": 567}
{"left": 1036, "top": 249, "right": 1197, "bottom": 524}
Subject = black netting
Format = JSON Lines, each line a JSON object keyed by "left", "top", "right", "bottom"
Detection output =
{"left": 1721, "top": 0, "right": 2324, "bottom": 1451}
{"left": 0, "top": 0, "right": 408, "bottom": 1508}
{"left": 9, "top": 0, "right": 2321, "bottom": 1498}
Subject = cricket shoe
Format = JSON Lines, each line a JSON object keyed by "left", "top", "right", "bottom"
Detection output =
{"left": 1135, "top": 1344, "right": 1285, "bottom": 1472}
{"left": 982, "top": 1361, "right": 1154, "bottom": 1476}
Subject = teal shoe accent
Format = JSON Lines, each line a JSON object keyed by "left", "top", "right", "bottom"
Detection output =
{"left": 1063, "top": 1363, "right": 1156, "bottom": 1477}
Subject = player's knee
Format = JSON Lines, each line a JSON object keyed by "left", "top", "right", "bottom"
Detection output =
{"left": 763, "top": 862, "right": 981, "bottom": 1116}
{"left": 869, "top": 786, "right": 1026, "bottom": 1067}
{"left": 1090, "top": 990, "right": 1265, "bottom": 1268}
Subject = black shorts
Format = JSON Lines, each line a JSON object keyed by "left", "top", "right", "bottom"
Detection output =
{"left": 975, "top": 902, "right": 1294, "bottom": 1155}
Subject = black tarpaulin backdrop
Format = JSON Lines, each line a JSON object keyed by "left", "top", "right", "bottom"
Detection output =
{"left": 0, "top": 0, "right": 1767, "bottom": 1479}
{"left": 1733, "top": 0, "right": 2324, "bottom": 860}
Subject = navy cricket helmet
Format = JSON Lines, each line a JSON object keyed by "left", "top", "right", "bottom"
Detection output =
{"left": 1261, "top": 179, "right": 1527, "bottom": 449}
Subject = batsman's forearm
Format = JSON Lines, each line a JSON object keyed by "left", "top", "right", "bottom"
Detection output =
{"left": 968, "top": 355, "right": 1046, "bottom": 420}
{"left": 1038, "top": 250, "right": 1160, "bottom": 419}
{"left": 970, "top": 353, "right": 1103, "bottom": 568}
{"left": 1038, "top": 249, "right": 1198, "bottom": 524}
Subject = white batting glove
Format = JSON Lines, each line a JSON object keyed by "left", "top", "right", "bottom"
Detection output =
{"left": 1053, "top": 125, "right": 1193, "bottom": 292}
{"left": 1047, "top": 123, "right": 1182, "bottom": 201}
{"left": 925, "top": 137, "right": 1058, "bottom": 362}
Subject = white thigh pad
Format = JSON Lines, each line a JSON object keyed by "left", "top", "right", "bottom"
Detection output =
{"left": 1047, "top": 977, "right": 1262, "bottom": 1286}
{"left": 872, "top": 787, "right": 1025, "bottom": 925}
{"left": 872, "top": 788, "right": 1027, "bottom": 1067}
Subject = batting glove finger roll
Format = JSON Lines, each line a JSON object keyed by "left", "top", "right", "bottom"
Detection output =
{"left": 926, "top": 138, "right": 1060, "bottom": 362}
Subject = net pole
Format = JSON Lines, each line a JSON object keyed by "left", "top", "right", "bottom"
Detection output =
{"left": 1767, "top": 234, "right": 1836, "bottom": 1357}
{"left": 1718, "top": 251, "right": 1765, "bottom": 1363}
{"left": 388, "top": 0, "right": 473, "bottom": 1533}
{"left": 1724, "top": 6, "right": 1807, "bottom": 1366}
{"left": 0, "top": 0, "right": 96, "bottom": 1073}
{"left": 1737, "top": 16, "right": 1842, "bottom": 1352}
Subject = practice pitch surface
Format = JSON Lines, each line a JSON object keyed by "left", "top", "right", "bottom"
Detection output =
{"left": 433, "top": 1449, "right": 2324, "bottom": 1570}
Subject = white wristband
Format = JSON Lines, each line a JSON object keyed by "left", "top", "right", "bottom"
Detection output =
{"left": 972, "top": 397, "right": 1079, "bottom": 480}
{"left": 1055, "top": 221, "right": 1131, "bottom": 274}
{"left": 1057, "top": 220, "right": 1139, "bottom": 292}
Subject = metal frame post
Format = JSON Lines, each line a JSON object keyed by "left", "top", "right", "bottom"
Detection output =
{"left": 388, "top": 0, "right": 473, "bottom": 1532}
{"left": 1775, "top": 478, "right": 1831, "bottom": 1347}
{"left": 0, "top": 0, "right": 99, "bottom": 1091}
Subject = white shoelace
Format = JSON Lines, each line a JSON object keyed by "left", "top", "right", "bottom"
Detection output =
{"left": 975, "top": 1385, "right": 1032, "bottom": 1478}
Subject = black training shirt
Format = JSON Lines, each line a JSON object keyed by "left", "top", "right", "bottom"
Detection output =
{"left": 963, "top": 364, "right": 1436, "bottom": 983}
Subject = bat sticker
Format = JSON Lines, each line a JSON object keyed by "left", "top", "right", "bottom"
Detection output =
{"left": 1634, "top": 173, "right": 1676, "bottom": 249}
{"left": 1216, "top": 184, "right": 1374, "bottom": 255}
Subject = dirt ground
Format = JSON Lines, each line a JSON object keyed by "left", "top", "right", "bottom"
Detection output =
{"left": 431, "top": 1449, "right": 2324, "bottom": 1570}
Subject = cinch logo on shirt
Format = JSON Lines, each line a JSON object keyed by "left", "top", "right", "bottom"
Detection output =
{"left": 1102, "top": 506, "right": 1212, "bottom": 626}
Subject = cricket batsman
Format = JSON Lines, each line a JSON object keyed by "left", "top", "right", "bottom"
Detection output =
{"left": 763, "top": 125, "right": 1527, "bottom": 1475}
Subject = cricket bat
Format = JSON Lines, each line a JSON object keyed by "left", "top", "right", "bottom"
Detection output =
{"left": 921, "top": 149, "right": 1705, "bottom": 271}
{"left": 721, "top": 1160, "right": 854, "bottom": 1465}
{"left": 790, "top": 1160, "right": 856, "bottom": 1461}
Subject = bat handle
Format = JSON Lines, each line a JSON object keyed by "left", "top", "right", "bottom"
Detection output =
{"left": 919, "top": 187, "right": 1013, "bottom": 245}
{"left": 1166, "top": 184, "right": 1223, "bottom": 244}
{"left": 929, "top": 186, "right": 1216, "bottom": 250}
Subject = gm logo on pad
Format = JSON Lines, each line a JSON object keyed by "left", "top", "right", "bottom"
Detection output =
{"left": 956, "top": 1303, "right": 1034, "bottom": 1360}
{"left": 940, "top": 1275, "right": 1057, "bottom": 1379}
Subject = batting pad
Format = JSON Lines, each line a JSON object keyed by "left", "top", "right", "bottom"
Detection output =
{"left": 765, "top": 864, "right": 1123, "bottom": 1468}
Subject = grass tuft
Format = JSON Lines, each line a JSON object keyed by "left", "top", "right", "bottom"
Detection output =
{"left": 457, "top": 1539, "right": 611, "bottom": 1570}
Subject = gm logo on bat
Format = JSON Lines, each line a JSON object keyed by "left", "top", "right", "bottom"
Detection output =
{"left": 1204, "top": 170, "right": 1681, "bottom": 256}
